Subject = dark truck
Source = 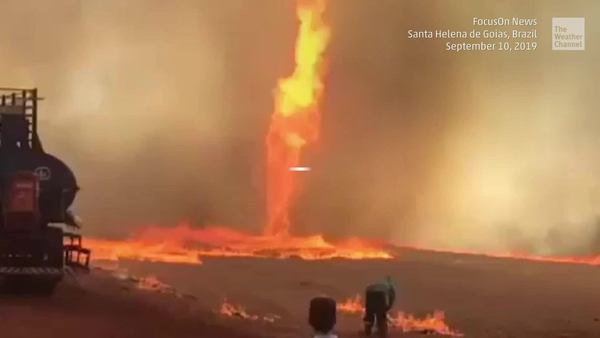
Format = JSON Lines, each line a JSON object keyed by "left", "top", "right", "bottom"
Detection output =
{"left": 0, "top": 88, "right": 90, "bottom": 293}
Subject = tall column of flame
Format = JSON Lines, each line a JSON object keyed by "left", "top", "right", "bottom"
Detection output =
{"left": 265, "top": 0, "right": 331, "bottom": 236}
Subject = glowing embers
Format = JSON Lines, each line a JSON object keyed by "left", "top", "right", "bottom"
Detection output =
{"left": 218, "top": 299, "right": 281, "bottom": 323}
{"left": 389, "top": 311, "right": 463, "bottom": 337}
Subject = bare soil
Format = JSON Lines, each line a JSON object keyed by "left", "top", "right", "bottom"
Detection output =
{"left": 2, "top": 249, "right": 599, "bottom": 338}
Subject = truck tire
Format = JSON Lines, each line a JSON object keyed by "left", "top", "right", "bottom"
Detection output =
{"left": 1, "top": 276, "right": 57, "bottom": 296}
{"left": 45, "top": 226, "right": 64, "bottom": 268}
{"left": 35, "top": 278, "right": 59, "bottom": 295}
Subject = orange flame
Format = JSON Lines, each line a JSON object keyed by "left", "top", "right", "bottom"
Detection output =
{"left": 86, "top": 224, "right": 600, "bottom": 267}
{"left": 135, "top": 275, "right": 175, "bottom": 293}
{"left": 390, "top": 311, "right": 463, "bottom": 337}
{"left": 86, "top": 224, "right": 393, "bottom": 264}
{"left": 219, "top": 299, "right": 259, "bottom": 320}
{"left": 266, "top": 0, "right": 331, "bottom": 236}
{"left": 337, "top": 294, "right": 364, "bottom": 314}
{"left": 219, "top": 299, "right": 281, "bottom": 323}
{"left": 337, "top": 295, "right": 462, "bottom": 336}
{"left": 86, "top": 230, "right": 203, "bottom": 265}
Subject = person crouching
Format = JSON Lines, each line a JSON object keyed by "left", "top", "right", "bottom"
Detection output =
{"left": 363, "top": 276, "right": 395, "bottom": 336}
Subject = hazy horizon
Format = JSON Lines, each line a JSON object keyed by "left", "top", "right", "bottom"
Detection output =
{"left": 1, "top": 0, "right": 599, "bottom": 255}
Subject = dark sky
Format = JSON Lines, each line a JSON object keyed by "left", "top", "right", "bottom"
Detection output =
{"left": 1, "top": 0, "right": 599, "bottom": 255}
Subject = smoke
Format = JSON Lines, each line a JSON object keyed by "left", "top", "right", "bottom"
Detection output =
{"left": 0, "top": 0, "right": 297, "bottom": 237}
{"left": 1, "top": 0, "right": 599, "bottom": 255}
{"left": 298, "top": 0, "right": 600, "bottom": 256}
{"left": 410, "top": 2, "right": 600, "bottom": 255}
{"left": 414, "top": 66, "right": 600, "bottom": 255}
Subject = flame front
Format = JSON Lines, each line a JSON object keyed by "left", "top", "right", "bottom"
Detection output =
{"left": 86, "top": 226, "right": 600, "bottom": 266}
{"left": 86, "top": 224, "right": 392, "bottom": 264}
{"left": 265, "top": 0, "right": 331, "bottom": 236}
{"left": 86, "top": 238, "right": 202, "bottom": 265}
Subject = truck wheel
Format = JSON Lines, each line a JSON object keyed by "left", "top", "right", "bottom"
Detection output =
{"left": 45, "top": 227, "right": 64, "bottom": 268}
{"left": 35, "top": 279, "right": 59, "bottom": 295}
{"left": 1, "top": 276, "right": 59, "bottom": 296}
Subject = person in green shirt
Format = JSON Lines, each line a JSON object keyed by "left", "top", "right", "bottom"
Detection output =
{"left": 363, "top": 276, "right": 396, "bottom": 336}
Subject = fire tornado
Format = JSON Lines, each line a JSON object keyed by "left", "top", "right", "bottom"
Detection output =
{"left": 265, "top": 0, "right": 331, "bottom": 236}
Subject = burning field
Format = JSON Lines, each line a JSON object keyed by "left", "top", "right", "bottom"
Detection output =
{"left": 107, "top": 250, "right": 600, "bottom": 338}
{"left": 337, "top": 295, "right": 463, "bottom": 336}
{"left": 86, "top": 224, "right": 393, "bottom": 263}
{"left": 79, "top": 0, "right": 600, "bottom": 270}
{"left": 2, "top": 0, "right": 598, "bottom": 336}
{"left": 75, "top": 1, "right": 600, "bottom": 336}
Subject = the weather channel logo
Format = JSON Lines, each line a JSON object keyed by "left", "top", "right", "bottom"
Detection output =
{"left": 552, "top": 17, "right": 585, "bottom": 51}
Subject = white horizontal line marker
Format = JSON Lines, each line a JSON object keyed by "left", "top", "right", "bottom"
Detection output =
{"left": 289, "top": 166, "right": 311, "bottom": 172}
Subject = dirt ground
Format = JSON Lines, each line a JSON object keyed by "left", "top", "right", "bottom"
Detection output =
{"left": 1, "top": 250, "right": 599, "bottom": 338}
{"left": 0, "top": 269, "right": 261, "bottom": 338}
{"left": 120, "top": 250, "right": 600, "bottom": 338}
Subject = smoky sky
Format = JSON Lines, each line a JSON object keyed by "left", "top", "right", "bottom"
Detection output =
{"left": 1, "top": 0, "right": 599, "bottom": 255}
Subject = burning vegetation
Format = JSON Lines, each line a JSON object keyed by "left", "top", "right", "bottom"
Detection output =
{"left": 337, "top": 294, "right": 363, "bottom": 314}
{"left": 389, "top": 311, "right": 463, "bottom": 337}
{"left": 86, "top": 224, "right": 600, "bottom": 266}
{"left": 87, "top": 224, "right": 392, "bottom": 263}
{"left": 219, "top": 299, "right": 281, "bottom": 323}
{"left": 77, "top": 0, "right": 600, "bottom": 271}
{"left": 338, "top": 295, "right": 463, "bottom": 337}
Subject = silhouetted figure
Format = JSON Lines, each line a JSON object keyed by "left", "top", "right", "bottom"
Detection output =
{"left": 309, "top": 296, "right": 338, "bottom": 338}
{"left": 363, "top": 276, "right": 395, "bottom": 336}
